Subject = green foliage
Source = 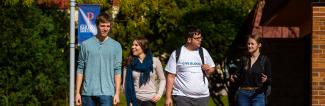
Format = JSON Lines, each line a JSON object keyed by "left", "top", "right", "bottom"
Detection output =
{"left": 2, "top": 0, "right": 36, "bottom": 7}
{"left": 113, "top": 0, "right": 256, "bottom": 63}
{"left": 0, "top": 4, "right": 69, "bottom": 105}
{"left": 76, "top": 0, "right": 112, "bottom": 10}
{"left": 119, "top": 91, "right": 227, "bottom": 106}
{"left": 3, "top": 0, "right": 19, "bottom": 6}
{"left": 0, "top": 0, "right": 257, "bottom": 105}
{"left": 113, "top": 1, "right": 256, "bottom": 105}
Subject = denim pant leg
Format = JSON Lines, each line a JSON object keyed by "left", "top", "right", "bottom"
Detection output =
{"left": 237, "top": 89, "right": 251, "bottom": 106}
{"left": 82, "top": 95, "right": 113, "bottom": 106}
{"left": 237, "top": 89, "right": 265, "bottom": 106}
{"left": 251, "top": 93, "right": 265, "bottom": 106}
{"left": 97, "top": 95, "right": 113, "bottom": 106}
{"left": 82, "top": 96, "right": 96, "bottom": 106}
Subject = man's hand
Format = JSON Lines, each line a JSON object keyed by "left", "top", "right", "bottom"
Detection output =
{"left": 75, "top": 74, "right": 83, "bottom": 105}
{"left": 201, "top": 64, "right": 215, "bottom": 74}
{"left": 114, "top": 74, "right": 121, "bottom": 106}
{"left": 165, "top": 97, "right": 173, "bottom": 106}
{"left": 202, "top": 64, "right": 210, "bottom": 72}
{"left": 113, "top": 94, "right": 120, "bottom": 105}
{"left": 165, "top": 73, "right": 175, "bottom": 106}
{"left": 75, "top": 93, "right": 82, "bottom": 106}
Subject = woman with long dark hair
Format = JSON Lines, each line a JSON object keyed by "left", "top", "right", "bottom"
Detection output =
{"left": 230, "top": 34, "right": 272, "bottom": 106}
{"left": 123, "top": 37, "right": 165, "bottom": 106}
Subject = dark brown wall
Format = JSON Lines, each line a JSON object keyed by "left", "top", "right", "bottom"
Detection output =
{"left": 262, "top": 36, "right": 311, "bottom": 106}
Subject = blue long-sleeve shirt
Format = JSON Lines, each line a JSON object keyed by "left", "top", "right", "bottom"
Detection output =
{"left": 77, "top": 36, "right": 122, "bottom": 96}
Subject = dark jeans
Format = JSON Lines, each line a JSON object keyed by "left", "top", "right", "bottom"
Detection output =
{"left": 173, "top": 95, "right": 209, "bottom": 106}
{"left": 237, "top": 89, "right": 265, "bottom": 106}
{"left": 136, "top": 99, "right": 156, "bottom": 106}
{"left": 82, "top": 95, "right": 113, "bottom": 106}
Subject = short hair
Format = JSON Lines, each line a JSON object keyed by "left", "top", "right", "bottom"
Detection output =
{"left": 96, "top": 12, "right": 112, "bottom": 26}
{"left": 185, "top": 25, "right": 201, "bottom": 39}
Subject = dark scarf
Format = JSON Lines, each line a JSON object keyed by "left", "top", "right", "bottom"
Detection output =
{"left": 125, "top": 50, "right": 153, "bottom": 106}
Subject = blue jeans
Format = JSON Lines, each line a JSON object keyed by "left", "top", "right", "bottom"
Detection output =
{"left": 82, "top": 95, "right": 113, "bottom": 106}
{"left": 237, "top": 89, "right": 265, "bottom": 106}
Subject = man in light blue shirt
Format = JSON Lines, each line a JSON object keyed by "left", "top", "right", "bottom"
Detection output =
{"left": 75, "top": 12, "right": 122, "bottom": 106}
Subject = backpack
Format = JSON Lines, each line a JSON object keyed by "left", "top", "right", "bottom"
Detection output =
{"left": 259, "top": 55, "right": 271, "bottom": 96}
{"left": 175, "top": 47, "right": 207, "bottom": 83}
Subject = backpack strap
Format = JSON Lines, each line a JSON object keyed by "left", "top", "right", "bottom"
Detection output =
{"left": 259, "top": 55, "right": 271, "bottom": 96}
{"left": 260, "top": 55, "right": 265, "bottom": 72}
{"left": 199, "top": 47, "right": 204, "bottom": 64}
{"left": 175, "top": 47, "right": 207, "bottom": 84}
{"left": 199, "top": 47, "right": 207, "bottom": 84}
{"left": 176, "top": 47, "right": 204, "bottom": 63}
{"left": 175, "top": 47, "right": 182, "bottom": 63}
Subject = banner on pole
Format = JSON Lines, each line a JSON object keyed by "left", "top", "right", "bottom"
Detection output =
{"left": 78, "top": 4, "right": 100, "bottom": 45}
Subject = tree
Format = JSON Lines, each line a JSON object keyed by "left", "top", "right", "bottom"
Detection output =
{"left": 1, "top": 0, "right": 112, "bottom": 9}
{"left": 113, "top": 0, "right": 256, "bottom": 105}
{"left": 0, "top": 0, "right": 257, "bottom": 105}
{"left": 0, "top": 3, "right": 70, "bottom": 105}
{"left": 113, "top": 0, "right": 256, "bottom": 63}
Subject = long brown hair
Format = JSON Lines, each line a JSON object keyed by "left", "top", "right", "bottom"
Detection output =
{"left": 248, "top": 34, "right": 262, "bottom": 45}
{"left": 244, "top": 34, "right": 263, "bottom": 70}
{"left": 124, "top": 37, "right": 150, "bottom": 66}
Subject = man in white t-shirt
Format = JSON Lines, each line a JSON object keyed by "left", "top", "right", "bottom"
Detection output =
{"left": 165, "top": 26, "right": 215, "bottom": 106}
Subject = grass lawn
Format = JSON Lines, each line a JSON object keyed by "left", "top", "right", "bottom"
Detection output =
{"left": 119, "top": 93, "right": 228, "bottom": 106}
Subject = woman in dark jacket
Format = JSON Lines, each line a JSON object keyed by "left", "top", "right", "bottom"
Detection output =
{"left": 230, "top": 34, "right": 271, "bottom": 106}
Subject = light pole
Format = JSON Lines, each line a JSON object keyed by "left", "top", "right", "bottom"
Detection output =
{"left": 69, "top": 0, "right": 76, "bottom": 106}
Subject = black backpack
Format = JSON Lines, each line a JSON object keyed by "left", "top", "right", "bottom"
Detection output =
{"left": 259, "top": 55, "right": 271, "bottom": 96}
{"left": 175, "top": 47, "right": 207, "bottom": 84}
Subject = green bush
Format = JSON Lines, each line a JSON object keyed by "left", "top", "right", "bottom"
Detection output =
{"left": 0, "top": 0, "right": 256, "bottom": 105}
{"left": 0, "top": 4, "right": 69, "bottom": 105}
{"left": 113, "top": 0, "right": 256, "bottom": 63}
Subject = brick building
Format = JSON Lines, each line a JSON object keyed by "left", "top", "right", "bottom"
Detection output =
{"left": 313, "top": 1, "right": 325, "bottom": 106}
{"left": 230, "top": 0, "right": 314, "bottom": 105}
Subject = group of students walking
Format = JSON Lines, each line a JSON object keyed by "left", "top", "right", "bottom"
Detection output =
{"left": 75, "top": 12, "right": 271, "bottom": 106}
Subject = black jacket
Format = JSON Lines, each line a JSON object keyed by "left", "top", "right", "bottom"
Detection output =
{"left": 235, "top": 54, "right": 272, "bottom": 87}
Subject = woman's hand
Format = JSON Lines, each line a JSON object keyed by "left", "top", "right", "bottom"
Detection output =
{"left": 151, "top": 94, "right": 161, "bottom": 103}
{"left": 260, "top": 73, "right": 267, "bottom": 83}
{"left": 230, "top": 74, "right": 237, "bottom": 82}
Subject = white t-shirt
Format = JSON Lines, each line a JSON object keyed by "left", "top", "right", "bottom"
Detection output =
{"left": 165, "top": 46, "right": 215, "bottom": 98}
